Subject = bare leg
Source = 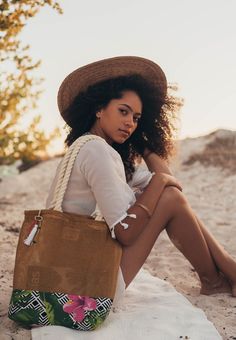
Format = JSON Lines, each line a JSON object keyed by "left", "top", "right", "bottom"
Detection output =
{"left": 194, "top": 215, "right": 236, "bottom": 296}
{"left": 120, "top": 187, "right": 233, "bottom": 295}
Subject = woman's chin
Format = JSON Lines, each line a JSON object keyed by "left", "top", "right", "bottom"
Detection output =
{"left": 113, "top": 136, "right": 129, "bottom": 144}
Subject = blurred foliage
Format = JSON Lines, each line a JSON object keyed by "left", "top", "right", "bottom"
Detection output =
{"left": 0, "top": 0, "right": 62, "bottom": 166}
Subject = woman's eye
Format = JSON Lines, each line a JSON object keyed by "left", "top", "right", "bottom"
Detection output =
{"left": 119, "top": 108, "right": 128, "bottom": 115}
{"left": 119, "top": 108, "right": 140, "bottom": 123}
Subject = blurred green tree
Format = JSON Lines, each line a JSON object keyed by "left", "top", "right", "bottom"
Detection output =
{"left": 0, "top": 0, "right": 62, "bottom": 168}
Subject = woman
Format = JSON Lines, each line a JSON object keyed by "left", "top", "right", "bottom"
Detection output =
{"left": 46, "top": 56, "right": 236, "bottom": 307}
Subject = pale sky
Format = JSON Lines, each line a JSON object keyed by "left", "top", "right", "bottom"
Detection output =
{"left": 19, "top": 0, "right": 236, "bottom": 151}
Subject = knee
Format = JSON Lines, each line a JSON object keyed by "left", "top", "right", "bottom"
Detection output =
{"left": 161, "top": 186, "right": 188, "bottom": 207}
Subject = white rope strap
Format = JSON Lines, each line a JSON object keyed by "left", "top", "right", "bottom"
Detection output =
{"left": 54, "top": 138, "right": 83, "bottom": 211}
{"left": 49, "top": 135, "right": 106, "bottom": 211}
{"left": 48, "top": 142, "right": 75, "bottom": 209}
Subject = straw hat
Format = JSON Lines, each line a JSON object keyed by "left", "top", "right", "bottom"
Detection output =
{"left": 57, "top": 56, "right": 167, "bottom": 125}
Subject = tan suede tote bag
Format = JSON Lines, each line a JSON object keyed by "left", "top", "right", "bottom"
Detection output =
{"left": 8, "top": 135, "right": 122, "bottom": 330}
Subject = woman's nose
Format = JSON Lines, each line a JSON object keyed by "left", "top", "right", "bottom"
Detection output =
{"left": 124, "top": 115, "right": 134, "bottom": 127}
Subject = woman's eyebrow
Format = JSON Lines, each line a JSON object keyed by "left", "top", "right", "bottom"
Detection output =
{"left": 120, "top": 103, "right": 142, "bottom": 115}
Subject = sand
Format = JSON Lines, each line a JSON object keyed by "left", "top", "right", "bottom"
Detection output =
{"left": 0, "top": 129, "right": 235, "bottom": 339}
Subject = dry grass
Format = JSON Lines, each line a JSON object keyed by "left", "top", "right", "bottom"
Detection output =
{"left": 183, "top": 134, "right": 236, "bottom": 175}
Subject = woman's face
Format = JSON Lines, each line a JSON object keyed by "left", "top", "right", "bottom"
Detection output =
{"left": 90, "top": 90, "right": 142, "bottom": 144}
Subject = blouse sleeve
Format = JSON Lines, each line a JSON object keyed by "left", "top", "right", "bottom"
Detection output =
{"left": 78, "top": 139, "right": 136, "bottom": 238}
{"left": 128, "top": 163, "right": 155, "bottom": 196}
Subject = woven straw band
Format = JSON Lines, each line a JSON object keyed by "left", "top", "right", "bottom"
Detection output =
{"left": 57, "top": 56, "right": 167, "bottom": 125}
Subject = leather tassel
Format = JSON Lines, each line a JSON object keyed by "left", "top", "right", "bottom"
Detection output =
{"left": 24, "top": 223, "right": 39, "bottom": 246}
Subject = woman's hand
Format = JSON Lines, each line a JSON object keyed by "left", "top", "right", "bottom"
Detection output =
{"left": 142, "top": 148, "right": 182, "bottom": 191}
{"left": 156, "top": 172, "right": 183, "bottom": 192}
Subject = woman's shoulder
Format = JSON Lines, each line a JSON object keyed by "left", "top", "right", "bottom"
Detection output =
{"left": 78, "top": 134, "right": 107, "bottom": 148}
{"left": 77, "top": 134, "right": 112, "bottom": 153}
{"left": 75, "top": 134, "right": 122, "bottom": 163}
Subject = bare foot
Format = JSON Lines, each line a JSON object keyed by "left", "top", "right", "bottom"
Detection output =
{"left": 200, "top": 274, "right": 232, "bottom": 296}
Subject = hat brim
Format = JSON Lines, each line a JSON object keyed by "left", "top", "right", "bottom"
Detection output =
{"left": 57, "top": 56, "right": 167, "bottom": 124}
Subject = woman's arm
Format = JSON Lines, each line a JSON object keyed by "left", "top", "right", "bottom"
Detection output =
{"left": 79, "top": 139, "right": 180, "bottom": 247}
{"left": 114, "top": 150, "right": 182, "bottom": 246}
{"left": 143, "top": 149, "right": 173, "bottom": 175}
{"left": 114, "top": 172, "right": 182, "bottom": 246}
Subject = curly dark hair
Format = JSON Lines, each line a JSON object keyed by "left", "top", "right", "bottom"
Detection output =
{"left": 64, "top": 74, "right": 182, "bottom": 181}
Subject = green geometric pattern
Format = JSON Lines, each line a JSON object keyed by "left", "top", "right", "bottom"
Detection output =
{"left": 8, "top": 289, "right": 112, "bottom": 331}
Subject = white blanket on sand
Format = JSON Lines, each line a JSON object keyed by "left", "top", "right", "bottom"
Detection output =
{"left": 32, "top": 269, "right": 221, "bottom": 340}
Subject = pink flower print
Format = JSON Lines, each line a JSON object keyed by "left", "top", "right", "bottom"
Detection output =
{"left": 63, "top": 295, "right": 97, "bottom": 322}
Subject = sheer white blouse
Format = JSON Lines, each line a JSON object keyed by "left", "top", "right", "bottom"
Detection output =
{"left": 45, "top": 135, "right": 154, "bottom": 304}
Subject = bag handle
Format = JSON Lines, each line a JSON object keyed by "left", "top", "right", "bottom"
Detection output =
{"left": 48, "top": 134, "right": 105, "bottom": 211}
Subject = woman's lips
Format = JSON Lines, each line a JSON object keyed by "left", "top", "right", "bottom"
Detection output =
{"left": 119, "top": 129, "right": 130, "bottom": 137}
